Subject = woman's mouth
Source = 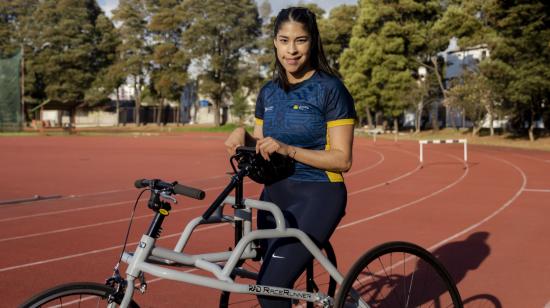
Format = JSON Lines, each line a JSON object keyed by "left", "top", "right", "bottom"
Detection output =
{"left": 285, "top": 58, "right": 300, "bottom": 65}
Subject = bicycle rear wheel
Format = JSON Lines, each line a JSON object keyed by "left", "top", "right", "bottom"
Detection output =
{"left": 219, "top": 241, "right": 338, "bottom": 307}
{"left": 20, "top": 282, "right": 139, "bottom": 308}
{"left": 335, "top": 241, "right": 462, "bottom": 308}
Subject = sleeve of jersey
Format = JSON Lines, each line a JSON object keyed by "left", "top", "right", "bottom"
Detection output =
{"left": 254, "top": 89, "right": 264, "bottom": 126}
{"left": 324, "top": 80, "right": 357, "bottom": 128}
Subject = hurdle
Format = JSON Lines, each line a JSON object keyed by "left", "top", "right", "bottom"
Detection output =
{"left": 419, "top": 139, "right": 467, "bottom": 163}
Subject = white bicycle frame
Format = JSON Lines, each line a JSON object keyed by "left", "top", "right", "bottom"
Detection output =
{"left": 119, "top": 196, "right": 346, "bottom": 307}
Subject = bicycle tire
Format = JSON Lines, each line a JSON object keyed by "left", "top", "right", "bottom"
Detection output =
{"left": 20, "top": 282, "right": 139, "bottom": 308}
{"left": 335, "top": 241, "right": 462, "bottom": 308}
{"left": 219, "top": 241, "right": 338, "bottom": 307}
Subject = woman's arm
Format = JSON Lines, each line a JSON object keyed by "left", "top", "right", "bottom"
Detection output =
{"left": 224, "top": 125, "right": 264, "bottom": 155}
{"left": 255, "top": 124, "right": 354, "bottom": 172}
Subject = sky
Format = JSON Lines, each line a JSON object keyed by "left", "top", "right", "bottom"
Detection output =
{"left": 97, "top": 0, "right": 358, "bottom": 17}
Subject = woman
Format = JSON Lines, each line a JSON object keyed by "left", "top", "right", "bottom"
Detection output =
{"left": 224, "top": 7, "right": 356, "bottom": 307}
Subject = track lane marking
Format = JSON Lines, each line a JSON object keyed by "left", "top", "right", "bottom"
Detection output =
{"left": 340, "top": 153, "right": 468, "bottom": 229}
{"left": 0, "top": 151, "right": 458, "bottom": 271}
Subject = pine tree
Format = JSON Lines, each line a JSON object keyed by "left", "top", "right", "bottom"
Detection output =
{"left": 0, "top": 0, "right": 38, "bottom": 57}
{"left": 112, "top": 0, "right": 151, "bottom": 125}
{"left": 340, "top": 0, "right": 442, "bottom": 130}
{"left": 181, "top": 0, "right": 261, "bottom": 126}
{"left": 24, "top": 0, "right": 117, "bottom": 126}
{"left": 436, "top": 0, "right": 550, "bottom": 140}
{"left": 147, "top": 0, "right": 189, "bottom": 125}
{"left": 319, "top": 4, "right": 357, "bottom": 71}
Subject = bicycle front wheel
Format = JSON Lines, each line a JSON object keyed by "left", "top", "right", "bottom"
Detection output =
{"left": 335, "top": 241, "right": 462, "bottom": 308}
{"left": 20, "top": 282, "right": 139, "bottom": 308}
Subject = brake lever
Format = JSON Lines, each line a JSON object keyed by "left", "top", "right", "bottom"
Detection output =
{"left": 159, "top": 191, "right": 177, "bottom": 204}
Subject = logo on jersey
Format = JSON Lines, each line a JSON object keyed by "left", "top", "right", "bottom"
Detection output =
{"left": 292, "top": 104, "right": 310, "bottom": 111}
{"left": 265, "top": 106, "right": 274, "bottom": 112}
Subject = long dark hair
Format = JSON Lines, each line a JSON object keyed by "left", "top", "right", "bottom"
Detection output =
{"left": 273, "top": 7, "right": 339, "bottom": 91}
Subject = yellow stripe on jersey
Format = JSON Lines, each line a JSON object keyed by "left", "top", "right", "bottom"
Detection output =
{"left": 255, "top": 118, "right": 263, "bottom": 126}
{"left": 325, "top": 171, "right": 344, "bottom": 182}
{"left": 324, "top": 126, "right": 344, "bottom": 182}
{"left": 327, "top": 118, "right": 355, "bottom": 128}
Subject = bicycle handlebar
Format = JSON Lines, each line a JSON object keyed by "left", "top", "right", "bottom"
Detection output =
{"left": 134, "top": 179, "right": 206, "bottom": 200}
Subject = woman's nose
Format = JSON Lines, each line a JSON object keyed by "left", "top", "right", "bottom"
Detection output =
{"left": 287, "top": 42, "right": 298, "bottom": 54}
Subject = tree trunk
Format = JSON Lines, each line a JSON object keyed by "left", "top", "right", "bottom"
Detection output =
{"left": 431, "top": 107, "right": 439, "bottom": 132}
{"left": 528, "top": 108, "right": 535, "bottom": 142}
{"left": 69, "top": 106, "right": 77, "bottom": 134}
{"left": 157, "top": 100, "right": 164, "bottom": 126}
{"left": 488, "top": 109, "right": 494, "bottom": 136}
{"left": 134, "top": 77, "right": 141, "bottom": 126}
{"left": 393, "top": 117, "right": 399, "bottom": 133}
{"left": 365, "top": 105, "right": 373, "bottom": 129}
{"left": 115, "top": 88, "right": 120, "bottom": 126}
{"left": 472, "top": 124, "right": 481, "bottom": 137}
{"left": 213, "top": 100, "right": 221, "bottom": 126}
{"left": 415, "top": 99, "right": 423, "bottom": 133}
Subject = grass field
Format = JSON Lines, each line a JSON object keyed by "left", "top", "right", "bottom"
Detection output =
{"left": 357, "top": 127, "right": 550, "bottom": 152}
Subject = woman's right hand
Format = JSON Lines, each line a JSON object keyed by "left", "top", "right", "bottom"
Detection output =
{"left": 224, "top": 127, "right": 246, "bottom": 155}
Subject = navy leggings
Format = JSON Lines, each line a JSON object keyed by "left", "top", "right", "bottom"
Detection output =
{"left": 256, "top": 179, "right": 347, "bottom": 308}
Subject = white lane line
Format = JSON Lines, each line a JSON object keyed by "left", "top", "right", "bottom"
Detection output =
{"left": 0, "top": 174, "right": 230, "bottom": 207}
{"left": 0, "top": 145, "right": 452, "bottom": 270}
{"left": 0, "top": 182, "right": 251, "bottom": 223}
{"left": 339, "top": 154, "right": 468, "bottom": 229}
{"left": 0, "top": 223, "right": 229, "bottom": 273}
{"left": 523, "top": 188, "right": 550, "bottom": 193}
{"left": 0, "top": 203, "right": 210, "bottom": 243}
{"left": 426, "top": 154, "right": 526, "bottom": 252}
{"left": 0, "top": 200, "right": 135, "bottom": 223}
{"left": 0, "top": 147, "right": 398, "bottom": 242}
{"left": 346, "top": 148, "right": 385, "bottom": 176}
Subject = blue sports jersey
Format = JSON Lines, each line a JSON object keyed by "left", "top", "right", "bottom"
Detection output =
{"left": 254, "top": 71, "right": 356, "bottom": 182}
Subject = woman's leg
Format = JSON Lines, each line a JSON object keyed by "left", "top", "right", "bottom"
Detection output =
{"left": 257, "top": 181, "right": 347, "bottom": 308}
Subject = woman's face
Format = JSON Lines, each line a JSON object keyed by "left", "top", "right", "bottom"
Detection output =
{"left": 274, "top": 21, "right": 313, "bottom": 82}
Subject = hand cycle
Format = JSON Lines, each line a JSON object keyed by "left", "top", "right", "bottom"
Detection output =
{"left": 21, "top": 146, "right": 463, "bottom": 308}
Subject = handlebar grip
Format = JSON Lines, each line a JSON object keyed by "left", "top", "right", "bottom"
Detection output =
{"left": 173, "top": 184, "right": 206, "bottom": 200}
{"left": 134, "top": 179, "right": 149, "bottom": 189}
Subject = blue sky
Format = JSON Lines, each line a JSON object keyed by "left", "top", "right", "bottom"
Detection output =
{"left": 97, "top": 0, "right": 358, "bottom": 17}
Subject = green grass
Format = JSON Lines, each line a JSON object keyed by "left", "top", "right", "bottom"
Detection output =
{"left": 356, "top": 128, "right": 550, "bottom": 152}
{"left": 0, "top": 123, "right": 249, "bottom": 137}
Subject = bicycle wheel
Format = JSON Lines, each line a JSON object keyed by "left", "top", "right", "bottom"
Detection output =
{"left": 335, "top": 241, "right": 462, "bottom": 308}
{"left": 219, "top": 241, "right": 338, "bottom": 307}
{"left": 20, "top": 282, "right": 139, "bottom": 308}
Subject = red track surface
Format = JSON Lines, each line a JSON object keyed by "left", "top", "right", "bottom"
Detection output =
{"left": 1, "top": 133, "right": 549, "bottom": 307}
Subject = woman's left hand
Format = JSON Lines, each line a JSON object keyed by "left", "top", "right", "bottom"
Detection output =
{"left": 255, "top": 137, "right": 291, "bottom": 161}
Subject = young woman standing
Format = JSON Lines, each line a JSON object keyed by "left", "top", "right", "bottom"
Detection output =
{"left": 225, "top": 7, "right": 356, "bottom": 307}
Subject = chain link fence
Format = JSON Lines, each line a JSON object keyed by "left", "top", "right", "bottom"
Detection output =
{"left": 0, "top": 50, "right": 22, "bottom": 132}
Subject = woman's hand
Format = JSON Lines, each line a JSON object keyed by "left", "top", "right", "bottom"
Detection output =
{"left": 256, "top": 137, "right": 292, "bottom": 161}
{"left": 224, "top": 127, "right": 246, "bottom": 155}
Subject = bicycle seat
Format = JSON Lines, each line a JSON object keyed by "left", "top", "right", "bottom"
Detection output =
{"left": 235, "top": 146, "right": 295, "bottom": 185}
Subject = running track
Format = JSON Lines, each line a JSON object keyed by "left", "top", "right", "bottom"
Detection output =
{"left": 0, "top": 133, "right": 549, "bottom": 307}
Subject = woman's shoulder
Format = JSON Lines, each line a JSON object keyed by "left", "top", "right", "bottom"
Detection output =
{"left": 316, "top": 71, "right": 346, "bottom": 90}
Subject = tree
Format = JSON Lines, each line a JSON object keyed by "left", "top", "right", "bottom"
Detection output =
{"left": 436, "top": 0, "right": 550, "bottom": 141}
{"left": 24, "top": 0, "right": 117, "bottom": 127}
{"left": 230, "top": 89, "right": 250, "bottom": 124}
{"left": 447, "top": 69, "right": 494, "bottom": 136}
{"left": 341, "top": 0, "right": 440, "bottom": 130}
{"left": 319, "top": 4, "right": 357, "bottom": 71}
{"left": 181, "top": 0, "right": 261, "bottom": 126}
{"left": 147, "top": 0, "right": 190, "bottom": 125}
{"left": 112, "top": 0, "right": 151, "bottom": 125}
{"left": 493, "top": 1, "right": 550, "bottom": 141}
{"left": 0, "top": 0, "right": 38, "bottom": 57}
